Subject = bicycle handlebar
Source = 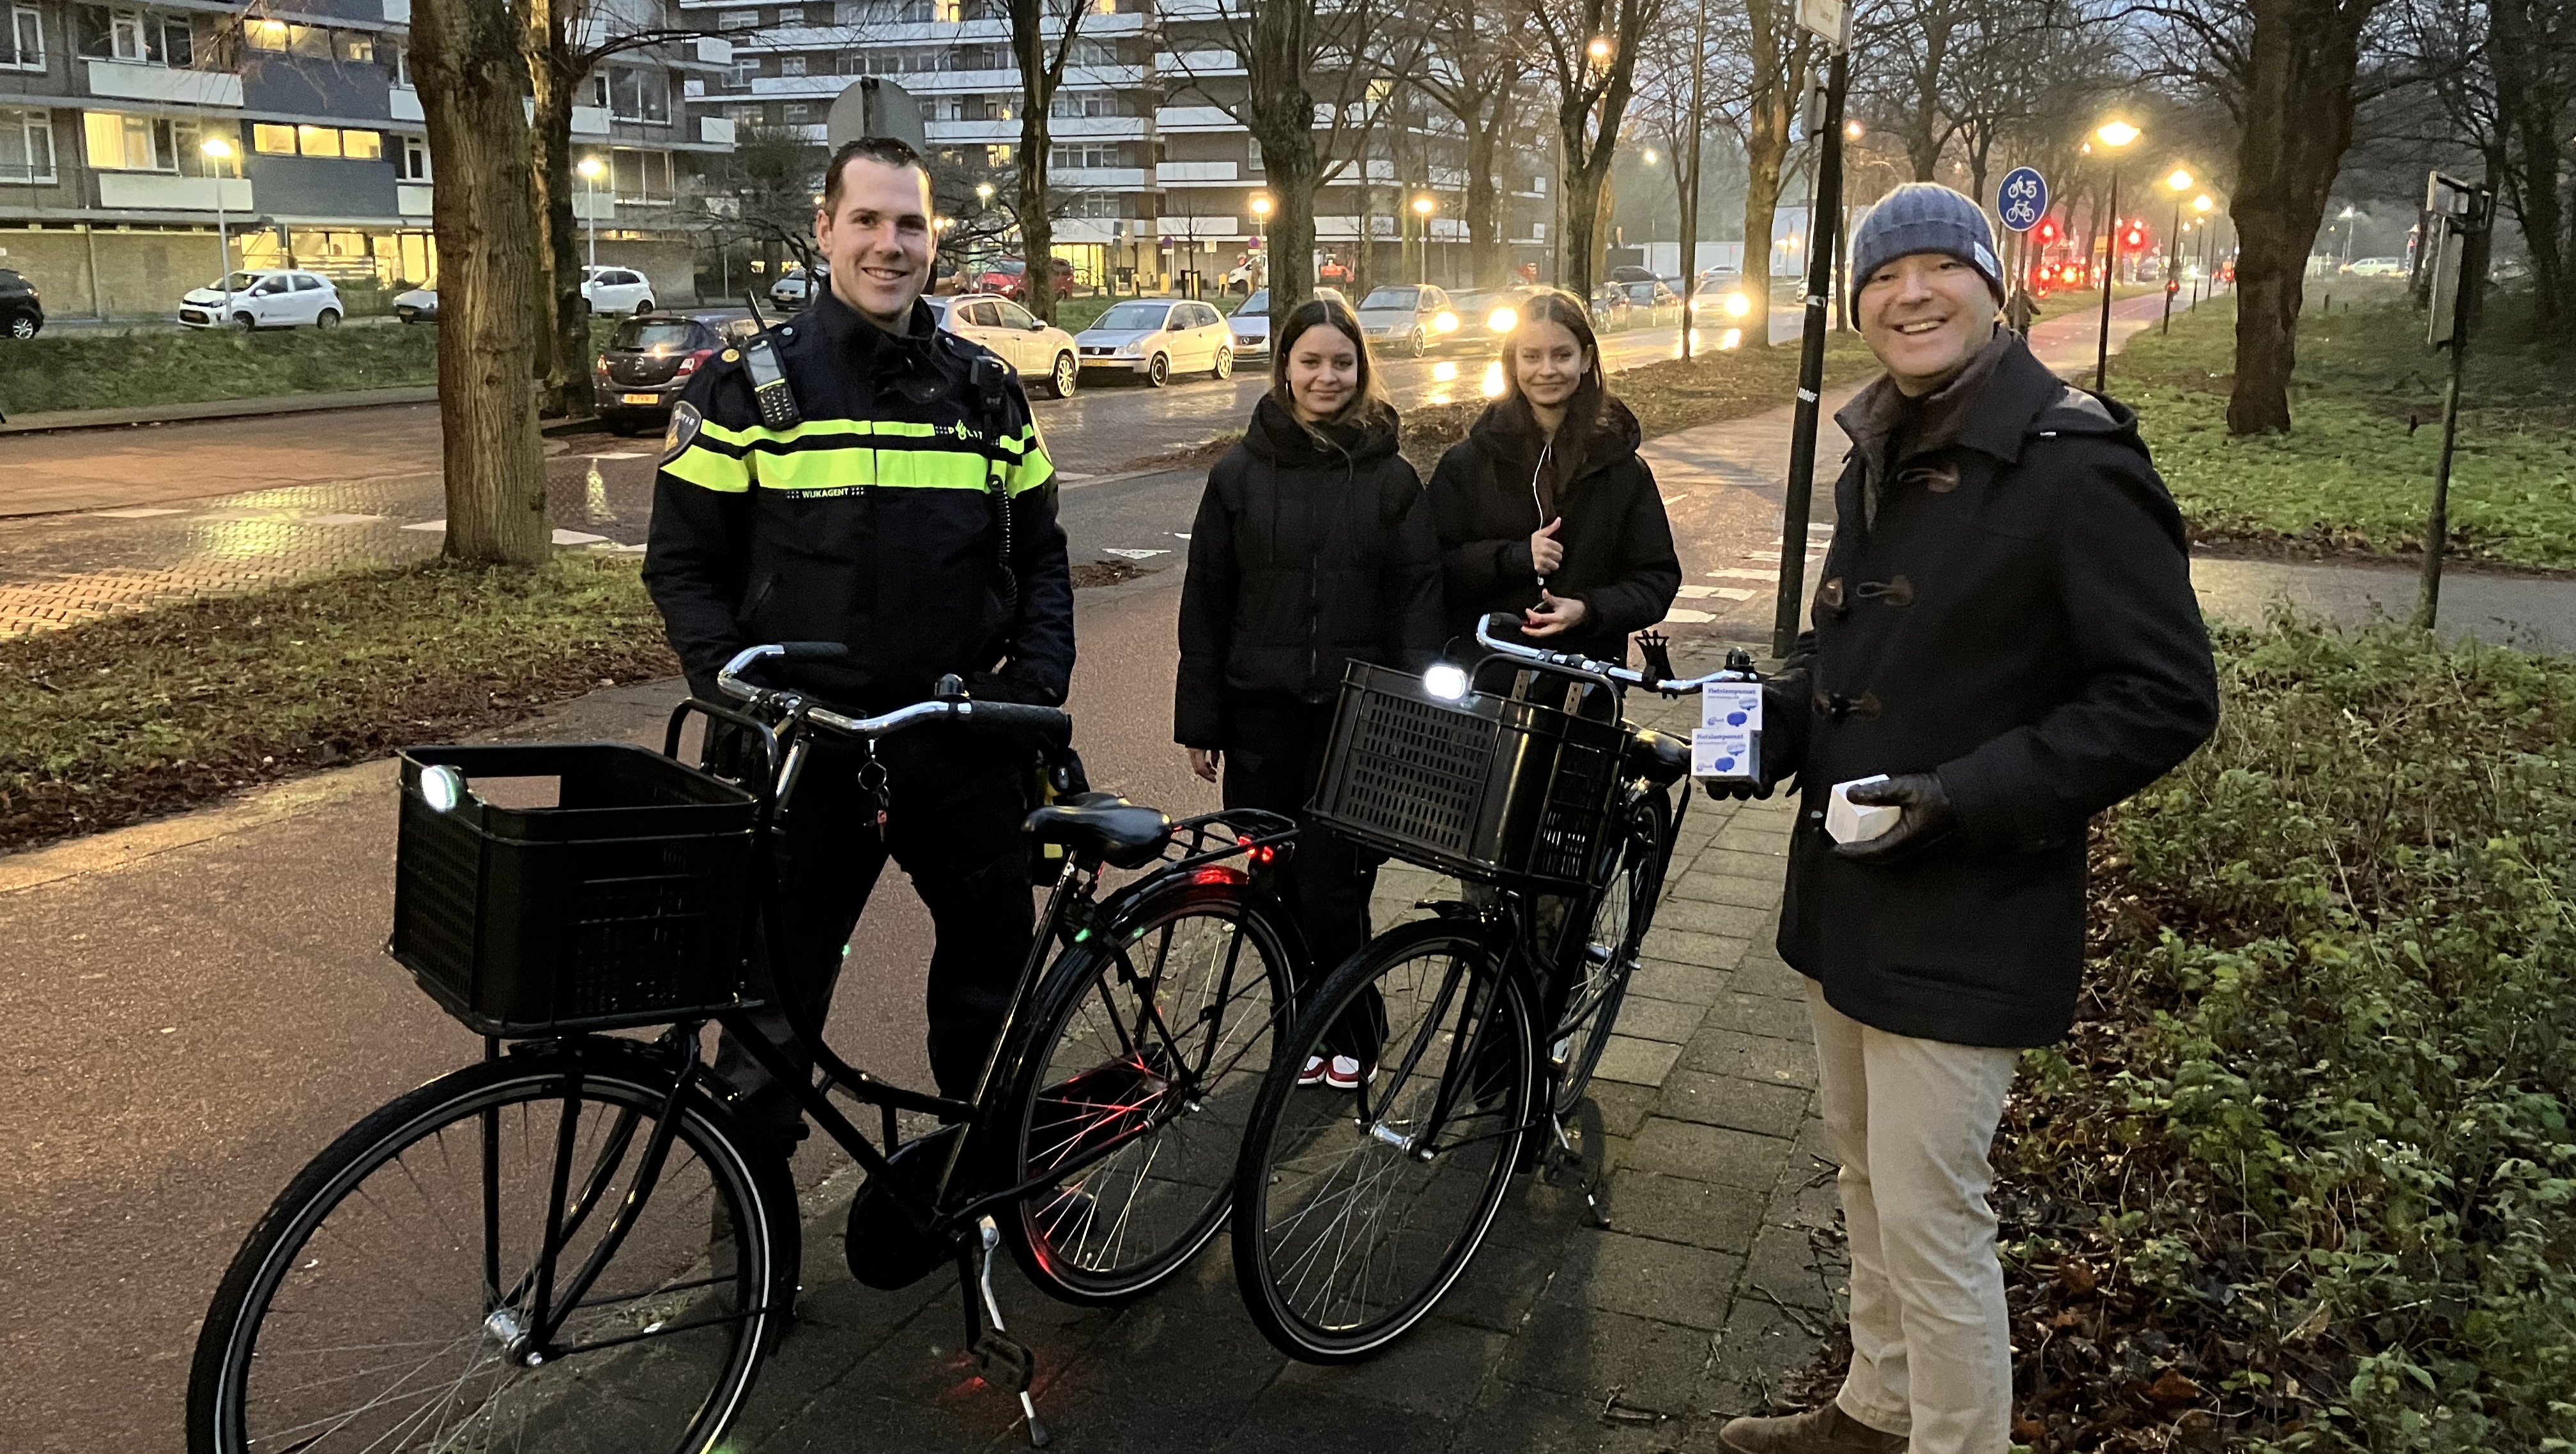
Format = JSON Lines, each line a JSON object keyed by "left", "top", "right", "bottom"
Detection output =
{"left": 1471, "top": 613, "right": 1757, "bottom": 694}
{"left": 714, "top": 643, "right": 1073, "bottom": 741}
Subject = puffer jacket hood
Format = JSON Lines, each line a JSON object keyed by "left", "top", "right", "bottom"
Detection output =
{"left": 1243, "top": 394, "right": 1401, "bottom": 470}
{"left": 1464, "top": 395, "right": 1644, "bottom": 509}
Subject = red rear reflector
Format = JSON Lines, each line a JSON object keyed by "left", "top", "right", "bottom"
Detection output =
{"left": 1194, "top": 866, "right": 1248, "bottom": 885}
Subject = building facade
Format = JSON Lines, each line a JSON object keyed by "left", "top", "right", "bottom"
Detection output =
{"left": 0, "top": 0, "right": 734, "bottom": 319}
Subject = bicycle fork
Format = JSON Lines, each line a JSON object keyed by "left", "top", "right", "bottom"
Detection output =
{"left": 956, "top": 1215, "right": 1049, "bottom": 1448}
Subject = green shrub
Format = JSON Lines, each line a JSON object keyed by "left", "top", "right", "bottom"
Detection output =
{"left": 2004, "top": 618, "right": 2576, "bottom": 1451}
{"left": 0, "top": 321, "right": 439, "bottom": 413}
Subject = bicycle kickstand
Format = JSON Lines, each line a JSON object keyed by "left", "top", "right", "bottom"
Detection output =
{"left": 958, "top": 1216, "right": 1049, "bottom": 1448}
{"left": 1545, "top": 1112, "right": 1614, "bottom": 1230}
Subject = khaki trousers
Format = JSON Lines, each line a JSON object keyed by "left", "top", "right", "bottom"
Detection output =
{"left": 1804, "top": 981, "right": 2021, "bottom": 1454}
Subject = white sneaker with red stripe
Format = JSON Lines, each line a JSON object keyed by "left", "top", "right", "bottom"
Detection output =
{"left": 1297, "top": 1055, "right": 1329, "bottom": 1087}
{"left": 1322, "top": 1055, "right": 1374, "bottom": 1090}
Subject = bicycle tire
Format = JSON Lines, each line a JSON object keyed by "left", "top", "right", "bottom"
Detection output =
{"left": 1552, "top": 787, "right": 1671, "bottom": 1117}
{"left": 1230, "top": 918, "right": 1535, "bottom": 1362}
{"left": 992, "top": 878, "right": 1293, "bottom": 1305}
{"left": 188, "top": 1042, "right": 798, "bottom": 1454}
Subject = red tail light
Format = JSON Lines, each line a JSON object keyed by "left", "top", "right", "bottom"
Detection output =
{"left": 673, "top": 348, "right": 716, "bottom": 378}
{"left": 1194, "top": 866, "right": 1248, "bottom": 885}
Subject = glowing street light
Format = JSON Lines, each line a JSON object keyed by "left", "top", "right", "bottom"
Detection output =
{"left": 2166, "top": 167, "right": 2193, "bottom": 192}
{"left": 1411, "top": 193, "right": 1436, "bottom": 283}
{"left": 1587, "top": 35, "right": 1611, "bottom": 64}
{"left": 2096, "top": 119, "right": 2140, "bottom": 149}
{"left": 1641, "top": 147, "right": 1659, "bottom": 165}
{"left": 975, "top": 181, "right": 994, "bottom": 203}
{"left": 202, "top": 135, "right": 236, "bottom": 314}
{"left": 2090, "top": 120, "right": 2138, "bottom": 390}
{"left": 577, "top": 155, "right": 606, "bottom": 273}
{"left": 1844, "top": 119, "right": 1864, "bottom": 140}
{"left": 2161, "top": 169, "right": 2194, "bottom": 333}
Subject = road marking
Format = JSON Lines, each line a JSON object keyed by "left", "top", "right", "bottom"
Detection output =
{"left": 305, "top": 514, "right": 386, "bottom": 526}
{"left": 1103, "top": 547, "right": 1169, "bottom": 560}
{"left": 1660, "top": 608, "right": 1719, "bottom": 624}
{"left": 401, "top": 519, "right": 447, "bottom": 533}
{"left": 585, "top": 450, "right": 648, "bottom": 460}
{"left": 1707, "top": 568, "right": 1774, "bottom": 581}
{"left": 1664, "top": 491, "right": 1692, "bottom": 505}
{"left": 89, "top": 507, "right": 187, "bottom": 519}
{"left": 1706, "top": 586, "right": 1758, "bottom": 601}
{"left": 551, "top": 529, "right": 609, "bottom": 546}
{"left": 1056, "top": 471, "right": 1095, "bottom": 482}
{"left": 1172, "top": 532, "right": 1191, "bottom": 540}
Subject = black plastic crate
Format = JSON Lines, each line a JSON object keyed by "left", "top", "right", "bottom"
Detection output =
{"left": 390, "top": 742, "right": 761, "bottom": 1037}
{"left": 1308, "top": 662, "right": 1625, "bottom": 889}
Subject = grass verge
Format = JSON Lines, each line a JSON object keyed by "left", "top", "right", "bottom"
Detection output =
{"left": 2120, "top": 286, "right": 2576, "bottom": 571}
{"left": 0, "top": 558, "right": 677, "bottom": 853}
{"left": 0, "top": 324, "right": 441, "bottom": 415}
{"left": 1990, "top": 616, "right": 2576, "bottom": 1451}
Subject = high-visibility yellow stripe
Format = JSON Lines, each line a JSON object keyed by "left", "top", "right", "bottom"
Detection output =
{"left": 751, "top": 445, "right": 994, "bottom": 493}
{"left": 663, "top": 445, "right": 752, "bottom": 494}
{"left": 1007, "top": 447, "right": 1055, "bottom": 497}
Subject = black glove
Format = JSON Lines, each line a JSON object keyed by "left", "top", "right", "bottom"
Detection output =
{"left": 1834, "top": 772, "right": 1958, "bottom": 864}
{"left": 1703, "top": 777, "right": 1773, "bottom": 802}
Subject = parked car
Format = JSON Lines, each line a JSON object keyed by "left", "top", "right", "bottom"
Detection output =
{"left": 1624, "top": 278, "right": 1683, "bottom": 326}
{"left": 592, "top": 307, "right": 761, "bottom": 434}
{"left": 1354, "top": 284, "right": 1460, "bottom": 356}
{"left": 392, "top": 285, "right": 438, "bottom": 324}
{"left": 1449, "top": 285, "right": 1545, "bottom": 348}
{"left": 1589, "top": 283, "right": 1634, "bottom": 331}
{"left": 180, "top": 270, "right": 345, "bottom": 330}
{"left": 768, "top": 264, "right": 825, "bottom": 309}
{"left": 1074, "top": 298, "right": 1234, "bottom": 387}
{"left": 2343, "top": 256, "right": 2407, "bottom": 278}
{"left": 972, "top": 256, "right": 1082, "bottom": 302}
{"left": 0, "top": 268, "right": 43, "bottom": 339}
{"left": 1606, "top": 264, "right": 1662, "bottom": 286}
{"left": 1223, "top": 253, "right": 1265, "bottom": 294}
{"left": 926, "top": 293, "right": 1081, "bottom": 398}
{"left": 1225, "top": 286, "right": 1349, "bottom": 360}
{"left": 581, "top": 265, "right": 656, "bottom": 316}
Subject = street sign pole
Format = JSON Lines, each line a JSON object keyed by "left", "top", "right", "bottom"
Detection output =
{"left": 2094, "top": 165, "right": 2120, "bottom": 392}
{"left": 1770, "top": 0, "right": 1850, "bottom": 659}
{"left": 2416, "top": 172, "right": 2493, "bottom": 631}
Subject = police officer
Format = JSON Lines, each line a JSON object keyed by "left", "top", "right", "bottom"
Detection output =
{"left": 643, "top": 135, "right": 1074, "bottom": 1152}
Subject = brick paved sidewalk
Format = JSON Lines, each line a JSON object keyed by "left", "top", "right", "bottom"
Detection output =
{"left": 719, "top": 689, "right": 1848, "bottom": 1454}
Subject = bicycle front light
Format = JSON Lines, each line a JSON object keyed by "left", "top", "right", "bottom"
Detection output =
{"left": 419, "top": 763, "right": 467, "bottom": 814}
{"left": 1423, "top": 662, "right": 1471, "bottom": 701}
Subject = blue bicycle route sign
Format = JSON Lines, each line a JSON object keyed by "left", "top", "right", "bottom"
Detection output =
{"left": 1998, "top": 167, "right": 2048, "bottom": 233}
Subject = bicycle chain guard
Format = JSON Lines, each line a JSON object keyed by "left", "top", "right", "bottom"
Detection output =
{"left": 843, "top": 1126, "right": 962, "bottom": 1290}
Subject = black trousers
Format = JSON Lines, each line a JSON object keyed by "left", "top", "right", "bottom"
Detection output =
{"left": 1220, "top": 694, "right": 1386, "bottom": 1061}
{"left": 716, "top": 733, "right": 1034, "bottom": 1152}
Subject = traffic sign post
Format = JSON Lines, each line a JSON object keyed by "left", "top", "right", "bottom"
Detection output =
{"left": 1997, "top": 167, "right": 2048, "bottom": 233}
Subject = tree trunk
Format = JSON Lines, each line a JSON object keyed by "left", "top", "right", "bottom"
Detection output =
{"left": 523, "top": 0, "right": 589, "bottom": 419}
{"left": 2490, "top": 0, "right": 2568, "bottom": 331}
{"left": 1736, "top": 0, "right": 1800, "bottom": 348}
{"left": 1245, "top": 0, "right": 1319, "bottom": 328}
{"left": 1012, "top": 0, "right": 1074, "bottom": 321}
{"left": 415, "top": 0, "right": 550, "bottom": 566}
{"left": 1464, "top": 96, "right": 1507, "bottom": 287}
{"left": 2225, "top": 0, "right": 2373, "bottom": 435}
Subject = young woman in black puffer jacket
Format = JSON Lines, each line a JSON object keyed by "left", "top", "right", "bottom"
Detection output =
{"left": 1174, "top": 296, "right": 1444, "bottom": 1088}
{"left": 1429, "top": 288, "right": 1681, "bottom": 664}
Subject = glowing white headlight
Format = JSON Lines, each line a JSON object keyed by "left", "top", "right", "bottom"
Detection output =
{"left": 1423, "top": 663, "right": 1471, "bottom": 701}
{"left": 1487, "top": 307, "right": 1517, "bottom": 333}
{"left": 420, "top": 763, "right": 467, "bottom": 814}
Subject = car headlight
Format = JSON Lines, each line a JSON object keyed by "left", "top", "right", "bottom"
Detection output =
{"left": 1433, "top": 310, "right": 1459, "bottom": 332}
{"left": 1117, "top": 342, "right": 1141, "bottom": 356}
{"left": 1487, "top": 307, "right": 1517, "bottom": 333}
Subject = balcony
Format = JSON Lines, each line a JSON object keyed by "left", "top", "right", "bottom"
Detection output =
{"left": 1154, "top": 105, "right": 1237, "bottom": 132}
{"left": 96, "top": 173, "right": 252, "bottom": 212}
{"left": 572, "top": 105, "right": 610, "bottom": 137}
{"left": 86, "top": 60, "right": 243, "bottom": 108}
{"left": 1157, "top": 160, "right": 1236, "bottom": 183}
{"left": 695, "top": 35, "right": 733, "bottom": 65}
{"left": 572, "top": 191, "right": 615, "bottom": 221}
{"left": 1049, "top": 166, "right": 1149, "bottom": 189}
{"left": 390, "top": 85, "right": 422, "bottom": 123}
{"left": 1043, "top": 114, "right": 1151, "bottom": 139}
{"left": 1154, "top": 50, "right": 1241, "bottom": 77}
{"left": 1158, "top": 213, "right": 1240, "bottom": 239}
{"left": 699, "top": 116, "right": 736, "bottom": 144}
{"left": 382, "top": 0, "right": 410, "bottom": 18}
{"left": 398, "top": 182, "right": 432, "bottom": 217}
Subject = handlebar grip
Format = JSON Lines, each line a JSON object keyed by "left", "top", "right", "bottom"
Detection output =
{"left": 959, "top": 701, "right": 1073, "bottom": 734}
{"left": 776, "top": 641, "right": 851, "bottom": 662}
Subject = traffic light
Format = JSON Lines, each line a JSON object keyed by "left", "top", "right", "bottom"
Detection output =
{"left": 2124, "top": 223, "right": 2149, "bottom": 250}
{"left": 2034, "top": 216, "right": 2062, "bottom": 246}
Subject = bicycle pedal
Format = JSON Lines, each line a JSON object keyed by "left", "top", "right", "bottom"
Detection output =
{"left": 972, "top": 1331, "right": 1036, "bottom": 1391}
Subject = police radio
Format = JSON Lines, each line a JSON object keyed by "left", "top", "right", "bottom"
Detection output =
{"left": 739, "top": 293, "right": 803, "bottom": 430}
{"left": 970, "top": 353, "right": 1018, "bottom": 613}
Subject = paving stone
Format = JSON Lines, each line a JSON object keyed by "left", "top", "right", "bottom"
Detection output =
{"left": 1639, "top": 927, "right": 1751, "bottom": 970}
{"left": 1731, "top": 952, "right": 1811, "bottom": 1002}
{"left": 1657, "top": 1069, "right": 1811, "bottom": 1140}
{"left": 1667, "top": 871, "right": 1784, "bottom": 910}
{"left": 1496, "top": 1303, "right": 1719, "bottom": 1415}
{"left": 1713, "top": 826, "right": 1791, "bottom": 857}
{"left": 1702, "top": 990, "right": 1813, "bottom": 1042}
{"left": 1601, "top": 1169, "right": 1767, "bottom": 1255}
{"left": 1699, "top": 848, "right": 1794, "bottom": 882}
{"left": 1680, "top": 1028, "right": 1819, "bottom": 1089}
{"left": 1625, "top": 1117, "right": 1797, "bottom": 1190}
{"left": 1764, "top": 1148, "right": 1844, "bottom": 1233}
{"left": 1586, "top": 1078, "right": 1660, "bottom": 1139}
{"left": 1273, "top": 1317, "right": 1508, "bottom": 1416}
{"left": 1692, "top": 1294, "right": 1841, "bottom": 1429}
{"left": 1745, "top": 1221, "right": 1839, "bottom": 1312}
{"left": 1653, "top": 898, "right": 1775, "bottom": 940}
{"left": 1457, "top": 1384, "right": 1690, "bottom": 1453}
{"left": 1591, "top": 1034, "right": 1685, "bottom": 1087}
{"left": 1610, "top": 993, "right": 1708, "bottom": 1045}
{"left": 1547, "top": 1228, "right": 1745, "bottom": 1332}
{"left": 1630, "top": 959, "right": 1729, "bottom": 1007}
{"left": 1216, "top": 1381, "right": 1455, "bottom": 1454}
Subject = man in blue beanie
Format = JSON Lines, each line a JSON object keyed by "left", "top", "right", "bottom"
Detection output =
{"left": 1719, "top": 183, "right": 2218, "bottom": 1454}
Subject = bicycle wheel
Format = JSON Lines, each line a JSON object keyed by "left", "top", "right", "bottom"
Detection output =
{"left": 189, "top": 1043, "right": 798, "bottom": 1454}
{"left": 993, "top": 879, "right": 1292, "bottom": 1304}
{"left": 1552, "top": 788, "right": 1671, "bottom": 1117}
{"left": 1231, "top": 917, "right": 1535, "bottom": 1362}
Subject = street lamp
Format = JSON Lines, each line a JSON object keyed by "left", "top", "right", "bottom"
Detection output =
{"left": 1641, "top": 147, "right": 1658, "bottom": 165}
{"left": 976, "top": 181, "right": 994, "bottom": 204}
{"left": 2338, "top": 204, "right": 2359, "bottom": 268}
{"left": 1411, "top": 192, "right": 1436, "bottom": 285}
{"left": 576, "top": 155, "right": 606, "bottom": 275}
{"left": 2161, "top": 167, "right": 2191, "bottom": 333}
{"left": 1844, "top": 119, "right": 1864, "bottom": 141}
{"left": 201, "top": 135, "right": 236, "bottom": 316}
{"left": 1587, "top": 34, "right": 1611, "bottom": 65}
{"left": 2193, "top": 192, "right": 2214, "bottom": 305}
{"left": 2092, "top": 118, "right": 2138, "bottom": 392}
{"left": 1247, "top": 192, "right": 1271, "bottom": 288}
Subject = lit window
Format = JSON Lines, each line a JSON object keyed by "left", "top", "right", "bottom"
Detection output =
{"left": 83, "top": 109, "right": 168, "bottom": 170}
{"left": 341, "top": 129, "right": 381, "bottom": 160}
{"left": 247, "top": 17, "right": 288, "bottom": 49}
{"left": 337, "top": 31, "right": 373, "bottom": 63}
{"left": 252, "top": 123, "right": 296, "bottom": 154}
{"left": 296, "top": 124, "right": 341, "bottom": 158}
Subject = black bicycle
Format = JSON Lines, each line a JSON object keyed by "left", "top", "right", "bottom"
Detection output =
{"left": 1229, "top": 615, "right": 1752, "bottom": 1361}
{"left": 187, "top": 642, "right": 1302, "bottom": 1453}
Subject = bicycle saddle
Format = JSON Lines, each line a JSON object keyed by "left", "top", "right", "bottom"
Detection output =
{"left": 1024, "top": 792, "right": 1174, "bottom": 869}
{"left": 1624, "top": 729, "right": 1694, "bottom": 786}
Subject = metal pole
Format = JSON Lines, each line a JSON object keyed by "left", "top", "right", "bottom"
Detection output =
{"left": 1770, "top": 47, "right": 1847, "bottom": 659}
{"left": 586, "top": 172, "right": 599, "bottom": 273}
{"left": 2416, "top": 190, "right": 2490, "bottom": 631}
{"left": 2162, "top": 199, "right": 2179, "bottom": 332}
{"left": 1679, "top": 0, "right": 1706, "bottom": 360}
{"left": 213, "top": 187, "right": 229, "bottom": 318}
{"left": 2094, "top": 165, "right": 2119, "bottom": 392}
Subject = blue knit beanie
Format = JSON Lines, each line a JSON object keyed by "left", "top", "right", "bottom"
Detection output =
{"left": 1851, "top": 183, "right": 2004, "bottom": 302}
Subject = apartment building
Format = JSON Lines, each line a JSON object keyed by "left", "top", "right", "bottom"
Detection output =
{"left": 679, "top": 0, "right": 1549, "bottom": 293}
{"left": 0, "top": 0, "right": 735, "bottom": 319}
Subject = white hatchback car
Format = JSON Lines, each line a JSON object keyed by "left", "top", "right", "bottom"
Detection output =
{"left": 927, "top": 293, "right": 1081, "bottom": 399}
{"left": 581, "top": 265, "right": 656, "bottom": 316}
{"left": 180, "top": 270, "right": 345, "bottom": 330}
{"left": 1074, "top": 298, "right": 1234, "bottom": 387}
{"left": 1227, "top": 286, "right": 1349, "bottom": 361}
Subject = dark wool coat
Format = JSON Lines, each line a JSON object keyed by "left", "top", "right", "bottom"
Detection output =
{"left": 1174, "top": 395, "right": 1445, "bottom": 748}
{"left": 1771, "top": 330, "right": 2220, "bottom": 1048}
{"left": 1425, "top": 396, "right": 1682, "bottom": 664}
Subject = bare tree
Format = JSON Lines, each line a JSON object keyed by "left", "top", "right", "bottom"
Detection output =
{"left": 1527, "top": 0, "right": 1663, "bottom": 298}
{"left": 2392, "top": 0, "right": 2573, "bottom": 328}
{"left": 1412, "top": 0, "right": 1537, "bottom": 287}
{"left": 415, "top": 0, "right": 551, "bottom": 565}
{"left": 1856, "top": 0, "right": 1982, "bottom": 181}
{"left": 1713, "top": 0, "right": 1816, "bottom": 346}
{"left": 1004, "top": 0, "right": 1100, "bottom": 321}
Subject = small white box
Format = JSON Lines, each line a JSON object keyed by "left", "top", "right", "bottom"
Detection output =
{"left": 1826, "top": 775, "right": 1900, "bottom": 845}
{"left": 1692, "top": 727, "right": 1759, "bottom": 781}
{"left": 1701, "top": 682, "right": 1763, "bottom": 732}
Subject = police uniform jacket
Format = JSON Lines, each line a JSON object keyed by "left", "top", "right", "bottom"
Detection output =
{"left": 1768, "top": 329, "right": 2218, "bottom": 1049}
{"left": 643, "top": 290, "right": 1073, "bottom": 711}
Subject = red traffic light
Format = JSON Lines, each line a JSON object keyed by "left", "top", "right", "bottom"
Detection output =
{"left": 2034, "top": 217, "right": 2062, "bottom": 244}
{"left": 2124, "top": 226, "right": 2148, "bottom": 249}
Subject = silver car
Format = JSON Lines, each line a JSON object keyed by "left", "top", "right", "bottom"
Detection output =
{"left": 1354, "top": 284, "right": 1460, "bottom": 356}
{"left": 1226, "top": 286, "right": 1349, "bottom": 360}
{"left": 1074, "top": 298, "right": 1235, "bottom": 388}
